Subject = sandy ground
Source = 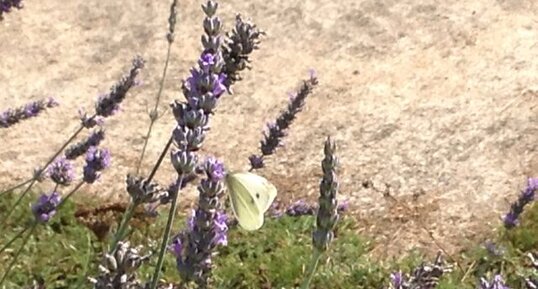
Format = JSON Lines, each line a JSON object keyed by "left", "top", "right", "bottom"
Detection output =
{"left": 0, "top": 0, "right": 537, "bottom": 258}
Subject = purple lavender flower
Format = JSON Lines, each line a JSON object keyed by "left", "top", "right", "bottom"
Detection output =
{"left": 485, "top": 241, "right": 505, "bottom": 257}
{"left": 249, "top": 72, "right": 318, "bottom": 169}
{"left": 47, "top": 157, "right": 75, "bottom": 186}
{"left": 390, "top": 271, "right": 405, "bottom": 288}
{"left": 78, "top": 109, "right": 104, "bottom": 129}
{"left": 173, "top": 158, "right": 227, "bottom": 286}
{"left": 64, "top": 129, "right": 106, "bottom": 160}
{"left": 0, "top": 97, "right": 58, "bottom": 128}
{"left": 94, "top": 56, "right": 144, "bottom": 118}
{"left": 173, "top": 208, "right": 228, "bottom": 283}
{"left": 82, "top": 146, "right": 111, "bottom": 184}
{"left": 503, "top": 177, "right": 537, "bottom": 228}
{"left": 286, "top": 200, "right": 315, "bottom": 216}
{"left": 0, "top": 0, "right": 23, "bottom": 20}
{"left": 480, "top": 275, "right": 510, "bottom": 289}
{"left": 31, "top": 191, "right": 61, "bottom": 223}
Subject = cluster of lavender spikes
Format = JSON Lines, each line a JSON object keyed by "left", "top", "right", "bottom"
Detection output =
{"left": 249, "top": 71, "right": 318, "bottom": 170}
{"left": 0, "top": 0, "right": 22, "bottom": 20}
{"left": 503, "top": 177, "right": 538, "bottom": 228}
{"left": 0, "top": 97, "right": 57, "bottom": 128}
{"left": 390, "top": 252, "right": 453, "bottom": 289}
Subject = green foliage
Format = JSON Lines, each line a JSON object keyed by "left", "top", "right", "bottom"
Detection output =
{"left": 0, "top": 192, "right": 536, "bottom": 288}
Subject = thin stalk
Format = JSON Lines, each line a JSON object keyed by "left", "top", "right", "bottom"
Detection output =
{"left": 2, "top": 124, "right": 86, "bottom": 222}
{"left": 136, "top": 42, "right": 173, "bottom": 175}
{"left": 109, "top": 201, "right": 137, "bottom": 253}
{"left": 300, "top": 248, "right": 323, "bottom": 289}
{"left": 56, "top": 181, "right": 86, "bottom": 211}
{"left": 0, "top": 179, "right": 32, "bottom": 196}
{"left": 0, "top": 225, "right": 30, "bottom": 255}
{"left": 147, "top": 134, "right": 174, "bottom": 183}
{"left": 0, "top": 223, "right": 37, "bottom": 286}
{"left": 149, "top": 175, "right": 184, "bottom": 289}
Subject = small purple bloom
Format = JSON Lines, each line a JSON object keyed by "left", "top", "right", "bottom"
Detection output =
{"left": 0, "top": 0, "right": 23, "bottom": 18}
{"left": 205, "top": 157, "right": 225, "bottom": 181}
{"left": 31, "top": 191, "right": 61, "bottom": 223}
{"left": 47, "top": 157, "right": 75, "bottom": 186}
{"left": 286, "top": 200, "right": 314, "bottom": 216}
{"left": 480, "top": 274, "right": 510, "bottom": 289}
{"left": 213, "top": 211, "right": 228, "bottom": 246}
{"left": 390, "top": 271, "right": 405, "bottom": 288}
{"left": 65, "top": 129, "right": 106, "bottom": 160}
{"left": 83, "top": 146, "right": 111, "bottom": 183}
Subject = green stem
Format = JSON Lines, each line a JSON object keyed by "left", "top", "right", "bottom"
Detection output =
{"left": 136, "top": 42, "right": 173, "bottom": 175}
{"left": 299, "top": 248, "right": 323, "bottom": 289}
{"left": 2, "top": 124, "right": 85, "bottom": 222}
{"left": 0, "top": 223, "right": 37, "bottom": 286}
{"left": 147, "top": 135, "right": 174, "bottom": 183}
{"left": 109, "top": 201, "right": 137, "bottom": 253}
{"left": 56, "top": 181, "right": 86, "bottom": 211}
{"left": 149, "top": 175, "right": 184, "bottom": 289}
{"left": 0, "top": 179, "right": 32, "bottom": 196}
{"left": 0, "top": 226, "right": 30, "bottom": 256}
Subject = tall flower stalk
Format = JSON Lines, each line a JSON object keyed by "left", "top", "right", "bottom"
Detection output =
{"left": 249, "top": 71, "right": 318, "bottom": 170}
{"left": 148, "top": 2, "right": 227, "bottom": 288}
{"left": 135, "top": 0, "right": 179, "bottom": 175}
{"left": 300, "top": 137, "right": 340, "bottom": 289}
{"left": 1, "top": 57, "right": 144, "bottom": 224}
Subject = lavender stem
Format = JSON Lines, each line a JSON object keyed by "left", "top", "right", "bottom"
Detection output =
{"left": 135, "top": 31, "right": 175, "bottom": 175}
{"left": 2, "top": 125, "right": 86, "bottom": 224}
{"left": 0, "top": 225, "right": 31, "bottom": 256}
{"left": 0, "top": 223, "right": 36, "bottom": 286}
{"left": 148, "top": 134, "right": 174, "bottom": 183}
{"left": 149, "top": 174, "right": 184, "bottom": 289}
{"left": 300, "top": 248, "right": 322, "bottom": 289}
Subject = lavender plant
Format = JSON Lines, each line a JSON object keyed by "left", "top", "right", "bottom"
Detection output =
{"left": 503, "top": 177, "right": 537, "bottom": 228}
{"left": 0, "top": 97, "right": 58, "bottom": 128}
{"left": 110, "top": 0, "right": 265, "bottom": 252}
{"left": 300, "top": 136, "right": 340, "bottom": 289}
{"left": 1, "top": 56, "right": 144, "bottom": 223}
{"left": 0, "top": 0, "right": 22, "bottom": 20}
{"left": 148, "top": 2, "right": 228, "bottom": 288}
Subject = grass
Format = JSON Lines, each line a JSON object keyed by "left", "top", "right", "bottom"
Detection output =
{"left": 0, "top": 191, "right": 536, "bottom": 288}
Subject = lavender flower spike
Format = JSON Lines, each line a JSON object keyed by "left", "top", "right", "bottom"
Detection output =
{"left": 47, "top": 157, "right": 75, "bottom": 186}
{"left": 313, "top": 136, "right": 339, "bottom": 252}
{"left": 249, "top": 71, "right": 318, "bottom": 169}
{"left": 177, "top": 158, "right": 227, "bottom": 286}
{"left": 64, "top": 129, "right": 106, "bottom": 160}
{"left": 0, "top": 0, "right": 23, "bottom": 20}
{"left": 31, "top": 191, "right": 61, "bottom": 223}
{"left": 83, "top": 146, "right": 111, "bottom": 184}
{"left": 503, "top": 177, "right": 538, "bottom": 228}
{"left": 0, "top": 97, "right": 58, "bottom": 128}
{"left": 480, "top": 274, "right": 510, "bottom": 289}
{"left": 94, "top": 56, "right": 145, "bottom": 118}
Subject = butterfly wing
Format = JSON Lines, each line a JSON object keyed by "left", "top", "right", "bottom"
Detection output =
{"left": 230, "top": 172, "right": 277, "bottom": 213}
{"left": 226, "top": 172, "right": 277, "bottom": 231}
